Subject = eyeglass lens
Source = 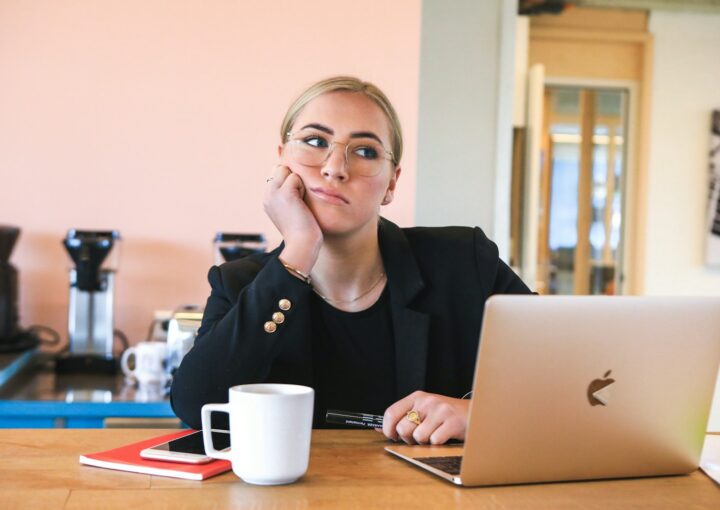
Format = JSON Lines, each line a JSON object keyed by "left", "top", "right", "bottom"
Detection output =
{"left": 287, "top": 131, "right": 388, "bottom": 177}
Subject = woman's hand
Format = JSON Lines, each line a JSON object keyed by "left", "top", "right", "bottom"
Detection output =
{"left": 263, "top": 164, "right": 323, "bottom": 274}
{"left": 381, "top": 391, "right": 470, "bottom": 445}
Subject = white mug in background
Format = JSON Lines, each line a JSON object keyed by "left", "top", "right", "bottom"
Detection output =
{"left": 201, "top": 384, "right": 314, "bottom": 485}
{"left": 165, "top": 307, "right": 203, "bottom": 377}
{"left": 134, "top": 381, "right": 167, "bottom": 402}
{"left": 120, "top": 341, "right": 169, "bottom": 386}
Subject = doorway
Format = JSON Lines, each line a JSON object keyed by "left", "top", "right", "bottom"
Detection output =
{"left": 538, "top": 86, "right": 629, "bottom": 295}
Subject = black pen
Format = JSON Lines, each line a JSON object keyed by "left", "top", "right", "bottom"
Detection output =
{"left": 326, "top": 409, "right": 384, "bottom": 429}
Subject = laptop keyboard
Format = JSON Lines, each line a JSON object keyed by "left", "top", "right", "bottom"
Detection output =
{"left": 414, "top": 455, "right": 463, "bottom": 475}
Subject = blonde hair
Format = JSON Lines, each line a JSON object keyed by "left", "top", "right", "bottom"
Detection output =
{"left": 280, "top": 76, "right": 403, "bottom": 165}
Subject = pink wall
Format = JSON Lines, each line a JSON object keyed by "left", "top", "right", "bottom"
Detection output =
{"left": 0, "top": 1, "right": 421, "bottom": 347}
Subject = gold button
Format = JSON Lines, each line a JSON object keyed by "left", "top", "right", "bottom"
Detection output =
{"left": 263, "top": 321, "right": 277, "bottom": 333}
{"left": 278, "top": 299, "right": 292, "bottom": 311}
{"left": 272, "top": 312, "right": 285, "bottom": 324}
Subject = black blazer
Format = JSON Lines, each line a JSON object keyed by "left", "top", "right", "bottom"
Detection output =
{"left": 171, "top": 218, "right": 532, "bottom": 429}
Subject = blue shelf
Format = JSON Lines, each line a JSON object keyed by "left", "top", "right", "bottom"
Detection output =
{"left": 0, "top": 354, "right": 182, "bottom": 428}
{"left": 0, "top": 400, "right": 176, "bottom": 428}
{"left": 0, "top": 400, "right": 175, "bottom": 428}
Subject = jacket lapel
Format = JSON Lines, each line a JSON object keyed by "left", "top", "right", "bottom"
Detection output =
{"left": 378, "top": 218, "right": 430, "bottom": 399}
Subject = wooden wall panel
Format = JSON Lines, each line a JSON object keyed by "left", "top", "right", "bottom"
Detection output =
{"left": 529, "top": 37, "right": 645, "bottom": 81}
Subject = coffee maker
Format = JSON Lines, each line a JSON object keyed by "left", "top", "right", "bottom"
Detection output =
{"left": 213, "top": 233, "right": 266, "bottom": 264}
{"left": 56, "top": 230, "right": 120, "bottom": 373}
{"left": 0, "top": 225, "right": 40, "bottom": 353}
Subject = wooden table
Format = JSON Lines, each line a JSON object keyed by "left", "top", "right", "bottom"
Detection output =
{"left": 0, "top": 429, "right": 718, "bottom": 509}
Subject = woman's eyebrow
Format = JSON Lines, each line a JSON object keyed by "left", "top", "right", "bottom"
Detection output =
{"left": 349, "top": 131, "right": 384, "bottom": 145}
{"left": 299, "top": 123, "right": 384, "bottom": 145}
{"left": 300, "top": 123, "right": 333, "bottom": 134}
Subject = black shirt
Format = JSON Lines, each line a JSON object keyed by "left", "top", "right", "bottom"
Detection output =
{"left": 311, "top": 286, "right": 396, "bottom": 428}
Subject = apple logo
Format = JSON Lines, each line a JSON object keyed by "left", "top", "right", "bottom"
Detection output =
{"left": 587, "top": 370, "right": 615, "bottom": 406}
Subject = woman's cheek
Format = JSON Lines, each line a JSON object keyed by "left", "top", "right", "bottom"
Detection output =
{"left": 288, "top": 164, "right": 315, "bottom": 183}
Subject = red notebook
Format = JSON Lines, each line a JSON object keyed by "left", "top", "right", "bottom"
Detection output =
{"left": 79, "top": 430, "right": 232, "bottom": 481}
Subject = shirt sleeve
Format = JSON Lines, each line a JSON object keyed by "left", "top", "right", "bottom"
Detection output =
{"left": 170, "top": 254, "right": 315, "bottom": 429}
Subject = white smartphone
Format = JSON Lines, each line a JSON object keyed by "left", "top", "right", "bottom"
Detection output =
{"left": 140, "top": 430, "right": 230, "bottom": 464}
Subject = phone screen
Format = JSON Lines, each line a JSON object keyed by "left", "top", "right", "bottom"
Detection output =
{"left": 151, "top": 431, "right": 230, "bottom": 455}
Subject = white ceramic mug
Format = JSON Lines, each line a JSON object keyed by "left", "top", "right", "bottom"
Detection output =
{"left": 201, "top": 384, "right": 314, "bottom": 485}
{"left": 120, "top": 341, "right": 169, "bottom": 386}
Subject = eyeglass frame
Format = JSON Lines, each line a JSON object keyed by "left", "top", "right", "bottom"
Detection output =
{"left": 284, "top": 130, "right": 397, "bottom": 176}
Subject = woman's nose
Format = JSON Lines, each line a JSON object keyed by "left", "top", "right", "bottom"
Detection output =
{"left": 321, "top": 144, "right": 349, "bottom": 181}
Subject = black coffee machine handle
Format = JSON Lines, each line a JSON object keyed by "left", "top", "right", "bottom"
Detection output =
{"left": 0, "top": 225, "right": 63, "bottom": 353}
{"left": 0, "top": 259, "right": 19, "bottom": 340}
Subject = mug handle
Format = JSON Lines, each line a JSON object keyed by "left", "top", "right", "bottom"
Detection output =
{"left": 120, "top": 347, "right": 137, "bottom": 378}
{"left": 201, "top": 403, "right": 232, "bottom": 461}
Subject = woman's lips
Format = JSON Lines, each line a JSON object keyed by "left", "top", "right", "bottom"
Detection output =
{"left": 309, "top": 187, "right": 350, "bottom": 205}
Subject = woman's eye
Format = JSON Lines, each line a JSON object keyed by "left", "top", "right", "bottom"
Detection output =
{"left": 353, "top": 146, "right": 379, "bottom": 159}
{"left": 303, "top": 136, "right": 328, "bottom": 149}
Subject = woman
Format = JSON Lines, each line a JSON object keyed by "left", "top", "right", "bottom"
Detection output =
{"left": 171, "top": 76, "right": 532, "bottom": 445}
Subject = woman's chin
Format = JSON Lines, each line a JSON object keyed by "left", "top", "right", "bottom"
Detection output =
{"left": 307, "top": 200, "right": 380, "bottom": 238}
{"left": 316, "top": 217, "right": 355, "bottom": 237}
{"left": 314, "top": 213, "right": 376, "bottom": 238}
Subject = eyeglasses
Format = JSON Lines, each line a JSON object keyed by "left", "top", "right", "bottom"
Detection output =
{"left": 284, "top": 129, "right": 395, "bottom": 177}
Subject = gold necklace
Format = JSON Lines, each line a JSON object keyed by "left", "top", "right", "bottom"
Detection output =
{"left": 312, "top": 272, "right": 387, "bottom": 305}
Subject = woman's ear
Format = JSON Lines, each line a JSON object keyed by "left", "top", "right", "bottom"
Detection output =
{"left": 381, "top": 167, "right": 402, "bottom": 206}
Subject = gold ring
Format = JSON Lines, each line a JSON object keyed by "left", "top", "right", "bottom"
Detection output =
{"left": 266, "top": 177, "right": 274, "bottom": 183}
{"left": 406, "top": 410, "right": 422, "bottom": 426}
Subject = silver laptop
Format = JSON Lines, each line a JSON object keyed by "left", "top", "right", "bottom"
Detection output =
{"left": 385, "top": 295, "right": 720, "bottom": 486}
